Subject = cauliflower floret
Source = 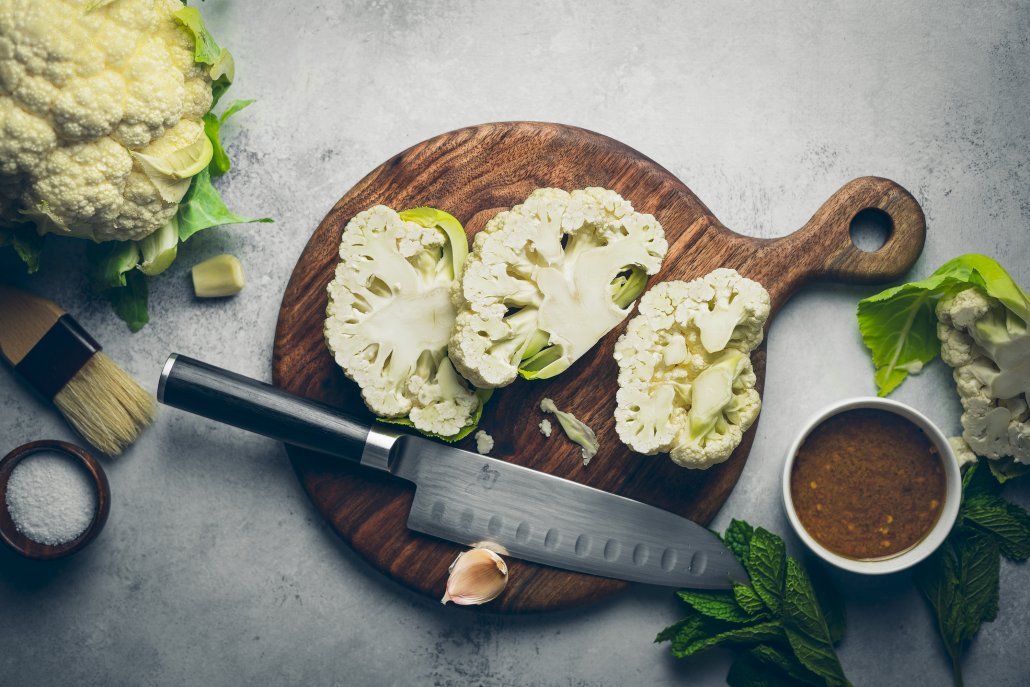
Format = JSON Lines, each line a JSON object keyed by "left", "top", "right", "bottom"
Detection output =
{"left": 0, "top": 0, "right": 215, "bottom": 241}
{"left": 449, "top": 187, "right": 667, "bottom": 388}
{"left": 937, "top": 286, "right": 1030, "bottom": 464}
{"left": 474, "top": 430, "right": 494, "bottom": 455}
{"left": 325, "top": 206, "right": 482, "bottom": 439}
{"left": 614, "top": 270, "right": 770, "bottom": 469}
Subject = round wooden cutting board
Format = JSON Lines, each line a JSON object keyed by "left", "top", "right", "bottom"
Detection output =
{"left": 272, "top": 122, "right": 925, "bottom": 612}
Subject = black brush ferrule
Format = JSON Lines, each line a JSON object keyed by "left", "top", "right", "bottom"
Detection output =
{"left": 15, "top": 315, "right": 101, "bottom": 400}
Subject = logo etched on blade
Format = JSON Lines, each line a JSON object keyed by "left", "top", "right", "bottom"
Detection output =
{"left": 464, "top": 463, "right": 500, "bottom": 495}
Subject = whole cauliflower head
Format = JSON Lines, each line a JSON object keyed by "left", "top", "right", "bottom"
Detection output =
{"left": 325, "top": 206, "right": 482, "bottom": 439}
{"left": 937, "top": 286, "right": 1030, "bottom": 463}
{"left": 449, "top": 187, "right": 668, "bottom": 388}
{"left": 0, "top": 0, "right": 214, "bottom": 241}
{"left": 614, "top": 269, "right": 770, "bottom": 469}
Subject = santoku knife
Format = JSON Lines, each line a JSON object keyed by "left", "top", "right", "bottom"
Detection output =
{"left": 158, "top": 354, "right": 747, "bottom": 589}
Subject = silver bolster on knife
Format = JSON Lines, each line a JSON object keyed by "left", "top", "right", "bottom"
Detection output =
{"left": 361, "top": 425, "right": 401, "bottom": 471}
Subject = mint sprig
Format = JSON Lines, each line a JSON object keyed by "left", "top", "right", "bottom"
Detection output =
{"left": 913, "top": 458, "right": 1030, "bottom": 687}
{"left": 657, "top": 520, "right": 852, "bottom": 687}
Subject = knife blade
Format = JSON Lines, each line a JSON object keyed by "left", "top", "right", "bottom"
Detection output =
{"left": 158, "top": 354, "right": 747, "bottom": 589}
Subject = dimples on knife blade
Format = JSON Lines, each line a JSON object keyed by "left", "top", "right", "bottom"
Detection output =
{"left": 390, "top": 435, "right": 746, "bottom": 589}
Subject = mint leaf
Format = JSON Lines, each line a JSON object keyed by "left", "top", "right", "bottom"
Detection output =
{"left": 670, "top": 621, "right": 783, "bottom": 659}
{"left": 733, "top": 582, "right": 766, "bottom": 616}
{"left": 661, "top": 521, "right": 851, "bottom": 687}
{"left": 677, "top": 590, "right": 755, "bottom": 624}
{"left": 914, "top": 528, "right": 1001, "bottom": 686}
{"left": 963, "top": 494, "right": 1030, "bottom": 562}
{"left": 728, "top": 648, "right": 812, "bottom": 687}
{"left": 176, "top": 168, "right": 272, "bottom": 242}
{"left": 748, "top": 527, "right": 786, "bottom": 615}
{"left": 783, "top": 557, "right": 850, "bottom": 687}
{"left": 807, "top": 560, "right": 847, "bottom": 644}
{"left": 724, "top": 519, "right": 755, "bottom": 564}
{"left": 748, "top": 644, "right": 823, "bottom": 685}
{"left": 962, "top": 458, "right": 1000, "bottom": 499}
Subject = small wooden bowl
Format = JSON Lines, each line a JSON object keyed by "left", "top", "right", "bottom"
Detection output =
{"left": 0, "top": 440, "right": 111, "bottom": 560}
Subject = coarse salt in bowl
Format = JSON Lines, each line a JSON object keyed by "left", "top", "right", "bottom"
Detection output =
{"left": 0, "top": 440, "right": 111, "bottom": 560}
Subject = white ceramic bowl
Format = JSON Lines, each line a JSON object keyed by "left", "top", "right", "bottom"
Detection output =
{"left": 782, "top": 397, "right": 961, "bottom": 575}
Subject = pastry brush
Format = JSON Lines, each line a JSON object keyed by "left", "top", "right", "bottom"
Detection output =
{"left": 0, "top": 285, "right": 156, "bottom": 455}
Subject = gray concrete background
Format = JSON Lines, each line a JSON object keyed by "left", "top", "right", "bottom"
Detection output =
{"left": 2, "top": 1, "right": 1029, "bottom": 685}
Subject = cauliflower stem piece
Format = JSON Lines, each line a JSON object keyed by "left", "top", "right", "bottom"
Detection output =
{"left": 614, "top": 269, "right": 770, "bottom": 469}
{"left": 449, "top": 188, "right": 668, "bottom": 388}
{"left": 325, "top": 206, "right": 487, "bottom": 440}
{"left": 540, "top": 398, "right": 599, "bottom": 465}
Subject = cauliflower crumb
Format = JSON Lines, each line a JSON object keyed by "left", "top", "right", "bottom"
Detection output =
{"left": 475, "top": 430, "right": 495, "bottom": 455}
{"left": 539, "top": 418, "right": 552, "bottom": 438}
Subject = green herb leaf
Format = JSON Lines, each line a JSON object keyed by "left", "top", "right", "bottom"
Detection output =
{"left": 915, "top": 526, "right": 1002, "bottom": 686}
{"left": 104, "top": 269, "right": 150, "bottom": 332}
{"left": 203, "top": 99, "right": 254, "bottom": 177}
{"left": 733, "top": 582, "right": 767, "bottom": 616}
{"left": 660, "top": 521, "right": 851, "bottom": 687}
{"left": 748, "top": 527, "right": 786, "bottom": 615}
{"left": 807, "top": 558, "right": 847, "bottom": 644}
{"left": 856, "top": 254, "right": 1030, "bottom": 395}
{"left": 176, "top": 168, "right": 272, "bottom": 243}
{"left": 676, "top": 590, "right": 755, "bottom": 624}
{"left": 963, "top": 493, "right": 1030, "bottom": 562}
{"left": 727, "top": 649, "right": 809, "bottom": 687}
{"left": 783, "top": 557, "right": 850, "bottom": 686}
{"left": 747, "top": 644, "right": 824, "bottom": 685}
{"left": 669, "top": 621, "right": 784, "bottom": 659}
{"left": 724, "top": 519, "right": 755, "bottom": 564}
{"left": 962, "top": 458, "right": 1000, "bottom": 499}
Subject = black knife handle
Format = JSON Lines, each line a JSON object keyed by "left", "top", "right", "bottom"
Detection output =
{"left": 158, "top": 354, "right": 370, "bottom": 462}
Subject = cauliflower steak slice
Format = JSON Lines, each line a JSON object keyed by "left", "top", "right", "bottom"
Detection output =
{"left": 614, "top": 269, "right": 770, "bottom": 469}
{"left": 325, "top": 205, "right": 482, "bottom": 439}
{"left": 449, "top": 188, "right": 668, "bottom": 388}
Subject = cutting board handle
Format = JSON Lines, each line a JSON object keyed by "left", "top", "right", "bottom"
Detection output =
{"left": 760, "top": 176, "right": 926, "bottom": 300}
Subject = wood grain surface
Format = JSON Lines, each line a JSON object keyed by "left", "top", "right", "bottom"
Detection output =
{"left": 272, "top": 122, "right": 925, "bottom": 612}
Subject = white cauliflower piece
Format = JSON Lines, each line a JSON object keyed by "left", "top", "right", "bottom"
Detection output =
{"left": 0, "top": 0, "right": 214, "bottom": 241}
{"left": 449, "top": 187, "right": 667, "bottom": 388}
{"left": 539, "top": 418, "right": 552, "bottom": 437}
{"left": 614, "top": 270, "right": 770, "bottom": 469}
{"left": 474, "top": 430, "right": 494, "bottom": 455}
{"left": 937, "top": 286, "right": 1030, "bottom": 464}
{"left": 325, "top": 206, "right": 482, "bottom": 439}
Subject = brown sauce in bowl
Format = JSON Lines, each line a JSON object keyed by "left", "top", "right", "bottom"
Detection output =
{"left": 790, "top": 408, "right": 947, "bottom": 560}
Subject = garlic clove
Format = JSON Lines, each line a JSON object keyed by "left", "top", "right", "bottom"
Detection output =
{"left": 441, "top": 547, "right": 508, "bottom": 606}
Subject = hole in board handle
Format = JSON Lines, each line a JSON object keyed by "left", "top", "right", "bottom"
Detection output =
{"left": 849, "top": 208, "right": 893, "bottom": 253}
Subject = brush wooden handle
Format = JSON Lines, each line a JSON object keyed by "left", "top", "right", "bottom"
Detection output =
{"left": 158, "top": 354, "right": 370, "bottom": 462}
{"left": 0, "top": 285, "right": 66, "bottom": 365}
